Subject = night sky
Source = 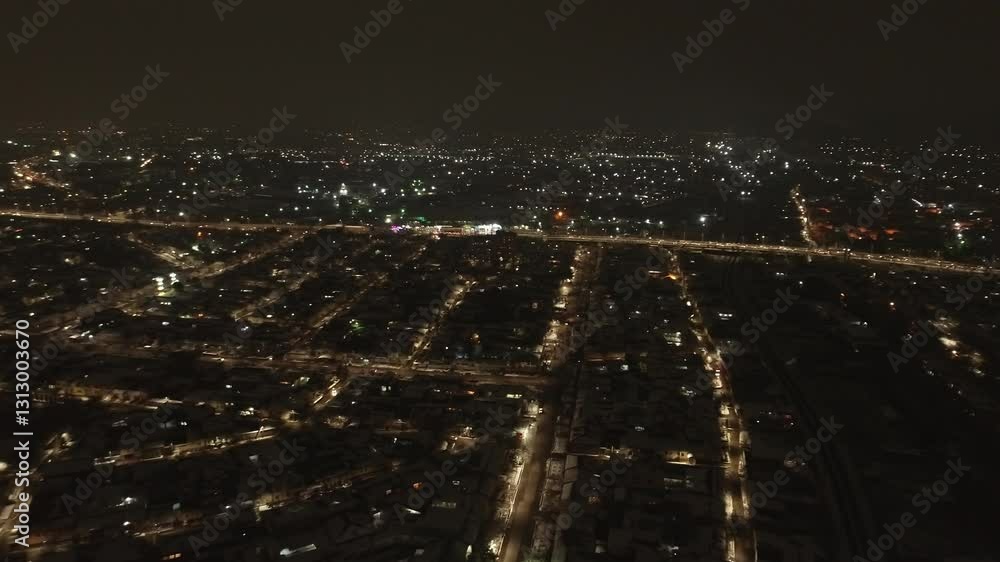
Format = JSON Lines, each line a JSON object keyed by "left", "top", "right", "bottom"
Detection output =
{"left": 2, "top": 0, "right": 997, "bottom": 143}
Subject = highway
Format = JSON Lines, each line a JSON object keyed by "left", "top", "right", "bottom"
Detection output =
{"left": 2, "top": 208, "right": 995, "bottom": 277}
{"left": 517, "top": 231, "right": 999, "bottom": 277}
{"left": 0, "top": 208, "right": 369, "bottom": 234}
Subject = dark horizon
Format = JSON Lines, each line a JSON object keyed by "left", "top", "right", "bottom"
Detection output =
{"left": 2, "top": 1, "right": 998, "bottom": 145}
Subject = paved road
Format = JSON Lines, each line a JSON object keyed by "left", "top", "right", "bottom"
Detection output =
{"left": 518, "top": 231, "right": 999, "bottom": 277}
{"left": 0, "top": 208, "right": 369, "bottom": 233}
{"left": 3, "top": 208, "right": 993, "bottom": 276}
{"left": 500, "top": 407, "right": 556, "bottom": 562}
{"left": 724, "top": 255, "right": 872, "bottom": 560}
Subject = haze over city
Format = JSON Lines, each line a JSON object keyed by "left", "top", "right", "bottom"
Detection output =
{"left": 1, "top": 2, "right": 998, "bottom": 562}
